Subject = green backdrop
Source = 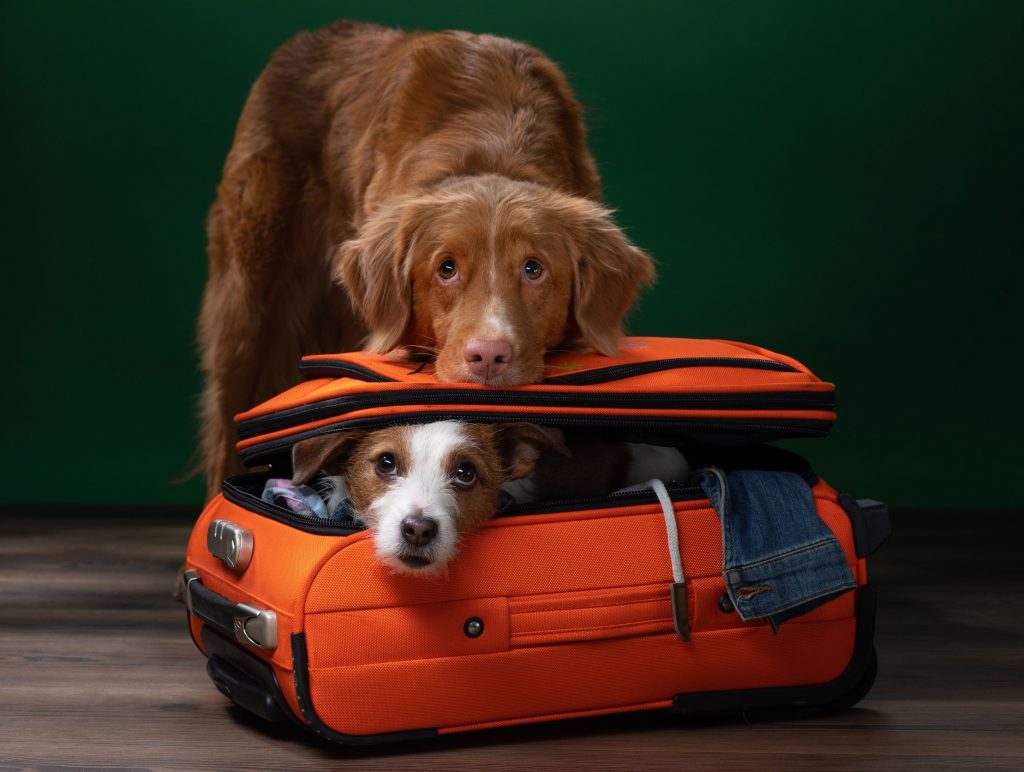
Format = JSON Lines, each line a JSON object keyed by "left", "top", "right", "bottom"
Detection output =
{"left": 2, "top": 1, "right": 1021, "bottom": 507}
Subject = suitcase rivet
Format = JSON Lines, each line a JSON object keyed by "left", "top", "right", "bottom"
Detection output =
{"left": 464, "top": 617, "right": 484, "bottom": 638}
{"left": 718, "top": 594, "right": 735, "bottom": 613}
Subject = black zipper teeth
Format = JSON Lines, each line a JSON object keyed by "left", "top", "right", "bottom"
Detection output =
{"left": 298, "top": 355, "right": 799, "bottom": 386}
{"left": 543, "top": 357, "right": 799, "bottom": 385}
{"left": 221, "top": 477, "right": 706, "bottom": 535}
{"left": 221, "top": 478, "right": 363, "bottom": 535}
{"left": 299, "top": 361, "right": 397, "bottom": 382}
{"left": 238, "top": 411, "right": 831, "bottom": 466}
{"left": 496, "top": 484, "right": 704, "bottom": 517}
{"left": 236, "top": 389, "right": 834, "bottom": 440}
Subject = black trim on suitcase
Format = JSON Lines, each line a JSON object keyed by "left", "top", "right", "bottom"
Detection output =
{"left": 222, "top": 472, "right": 708, "bottom": 536}
{"left": 207, "top": 656, "right": 285, "bottom": 722}
{"left": 672, "top": 585, "right": 878, "bottom": 714}
{"left": 185, "top": 573, "right": 249, "bottom": 636}
{"left": 291, "top": 632, "right": 440, "bottom": 745}
{"left": 185, "top": 606, "right": 204, "bottom": 656}
{"left": 236, "top": 388, "right": 834, "bottom": 440}
{"left": 298, "top": 355, "right": 802, "bottom": 384}
{"left": 201, "top": 627, "right": 299, "bottom": 724}
{"left": 299, "top": 359, "right": 399, "bottom": 382}
{"left": 838, "top": 495, "right": 892, "bottom": 557}
{"left": 221, "top": 475, "right": 364, "bottom": 536}
{"left": 542, "top": 357, "right": 800, "bottom": 385}
{"left": 238, "top": 412, "right": 834, "bottom": 467}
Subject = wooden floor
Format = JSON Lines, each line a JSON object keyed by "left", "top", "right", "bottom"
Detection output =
{"left": 1, "top": 504, "right": 1021, "bottom": 771}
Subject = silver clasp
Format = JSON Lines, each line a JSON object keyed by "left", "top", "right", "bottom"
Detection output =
{"left": 232, "top": 603, "right": 278, "bottom": 650}
{"left": 207, "top": 519, "right": 254, "bottom": 572}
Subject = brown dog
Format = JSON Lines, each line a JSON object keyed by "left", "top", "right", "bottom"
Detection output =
{"left": 198, "top": 20, "right": 655, "bottom": 497}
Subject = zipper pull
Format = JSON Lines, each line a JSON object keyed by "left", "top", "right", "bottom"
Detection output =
{"left": 670, "top": 581, "right": 690, "bottom": 641}
{"left": 649, "top": 477, "right": 691, "bottom": 642}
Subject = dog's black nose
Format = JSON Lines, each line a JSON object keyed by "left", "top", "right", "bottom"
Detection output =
{"left": 401, "top": 516, "right": 438, "bottom": 547}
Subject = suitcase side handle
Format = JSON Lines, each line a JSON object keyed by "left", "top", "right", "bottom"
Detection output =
{"left": 837, "top": 495, "right": 892, "bottom": 557}
{"left": 183, "top": 570, "right": 278, "bottom": 650}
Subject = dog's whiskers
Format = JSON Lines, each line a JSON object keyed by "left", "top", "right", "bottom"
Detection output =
{"left": 401, "top": 344, "right": 442, "bottom": 360}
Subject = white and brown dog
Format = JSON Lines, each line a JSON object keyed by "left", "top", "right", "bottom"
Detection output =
{"left": 291, "top": 422, "right": 688, "bottom": 574}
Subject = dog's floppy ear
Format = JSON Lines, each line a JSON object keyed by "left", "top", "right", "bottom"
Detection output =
{"left": 570, "top": 206, "right": 655, "bottom": 356}
{"left": 336, "top": 197, "right": 432, "bottom": 354}
{"left": 495, "top": 423, "right": 571, "bottom": 481}
{"left": 291, "top": 431, "right": 365, "bottom": 485}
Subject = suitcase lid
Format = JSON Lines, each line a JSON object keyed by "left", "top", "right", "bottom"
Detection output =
{"left": 234, "top": 337, "right": 836, "bottom": 467}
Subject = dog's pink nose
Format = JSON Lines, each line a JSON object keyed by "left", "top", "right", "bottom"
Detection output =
{"left": 401, "top": 516, "right": 438, "bottom": 547}
{"left": 463, "top": 339, "right": 513, "bottom": 379}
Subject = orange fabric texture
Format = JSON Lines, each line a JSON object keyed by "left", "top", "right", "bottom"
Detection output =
{"left": 306, "top": 619, "right": 856, "bottom": 734}
{"left": 182, "top": 335, "right": 862, "bottom": 739}
{"left": 185, "top": 479, "right": 865, "bottom": 737}
{"left": 233, "top": 337, "right": 836, "bottom": 460}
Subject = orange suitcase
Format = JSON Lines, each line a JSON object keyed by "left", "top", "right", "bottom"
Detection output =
{"left": 233, "top": 337, "right": 838, "bottom": 467}
{"left": 183, "top": 338, "right": 888, "bottom": 743}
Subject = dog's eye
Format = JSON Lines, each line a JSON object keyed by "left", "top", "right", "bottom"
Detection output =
{"left": 453, "top": 461, "right": 477, "bottom": 488}
{"left": 437, "top": 257, "right": 458, "bottom": 282}
{"left": 522, "top": 258, "right": 544, "bottom": 281}
{"left": 375, "top": 453, "right": 397, "bottom": 476}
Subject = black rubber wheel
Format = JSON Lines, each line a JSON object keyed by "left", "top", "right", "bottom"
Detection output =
{"left": 826, "top": 645, "right": 878, "bottom": 711}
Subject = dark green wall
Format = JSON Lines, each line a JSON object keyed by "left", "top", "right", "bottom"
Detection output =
{"left": 2, "top": 1, "right": 1021, "bottom": 506}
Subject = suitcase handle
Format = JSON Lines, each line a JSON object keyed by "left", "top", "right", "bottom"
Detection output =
{"left": 837, "top": 495, "right": 891, "bottom": 557}
{"left": 183, "top": 570, "right": 278, "bottom": 650}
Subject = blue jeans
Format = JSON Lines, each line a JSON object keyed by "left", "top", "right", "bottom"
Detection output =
{"left": 698, "top": 468, "right": 856, "bottom": 632}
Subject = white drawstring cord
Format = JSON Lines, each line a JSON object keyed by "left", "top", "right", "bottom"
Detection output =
{"left": 647, "top": 478, "right": 689, "bottom": 640}
{"left": 649, "top": 478, "right": 684, "bottom": 585}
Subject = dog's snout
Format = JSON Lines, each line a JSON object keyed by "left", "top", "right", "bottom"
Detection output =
{"left": 401, "top": 515, "right": 438, "bottom": 547}
{"left": 464, "top": 339, "right": 513, "bottom": 379}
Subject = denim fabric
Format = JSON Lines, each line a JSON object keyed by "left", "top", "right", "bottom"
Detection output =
{"left": 698, "top": 468, "right": 855, "bottom": 632}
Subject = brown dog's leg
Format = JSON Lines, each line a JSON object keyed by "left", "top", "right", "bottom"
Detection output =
{"left": 198, "top": 108, "right": 362, "bottom": 499}
{"left": 197, "top": 28, "right": 378, "bottom": 501}
{"left": 199, "top": 237, "right": 362, "bottom": 497}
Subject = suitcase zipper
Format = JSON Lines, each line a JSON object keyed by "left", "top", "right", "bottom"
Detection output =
{"left": 543, "top": 357, "right": 799, "bottom": 385}
{"left": 496, "top": 482, "right": 705, "bottom": 517}
{"left": 221, "top": 476, "right": 364, "bottom": 535}
{"left": 299, "top": 355, "right": 800, "bottom": 385}
{"left": 221, "top": 475, "right": 707, "bottom": 535}
{"left": 236, "top": 388, "right": 834, "bottom": 440}
{"left": 238, "top": 411, "right": 832, "bottom": 466}
{"left": 299, "top": 360, "right": 398, "bottom": 382}
{"left": 222, "top": 454, "right": 817, "bottom": 534}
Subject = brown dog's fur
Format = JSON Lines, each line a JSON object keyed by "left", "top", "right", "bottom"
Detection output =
{"left": 199, "top": 20, "right": 654, "bottom": 497}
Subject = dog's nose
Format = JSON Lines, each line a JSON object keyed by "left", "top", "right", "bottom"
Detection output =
{"left": 463, "top": 339, "right": 513, "bottom": 379}
{"left": 401, "top": 515, "right": 438, "bottom": 547}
